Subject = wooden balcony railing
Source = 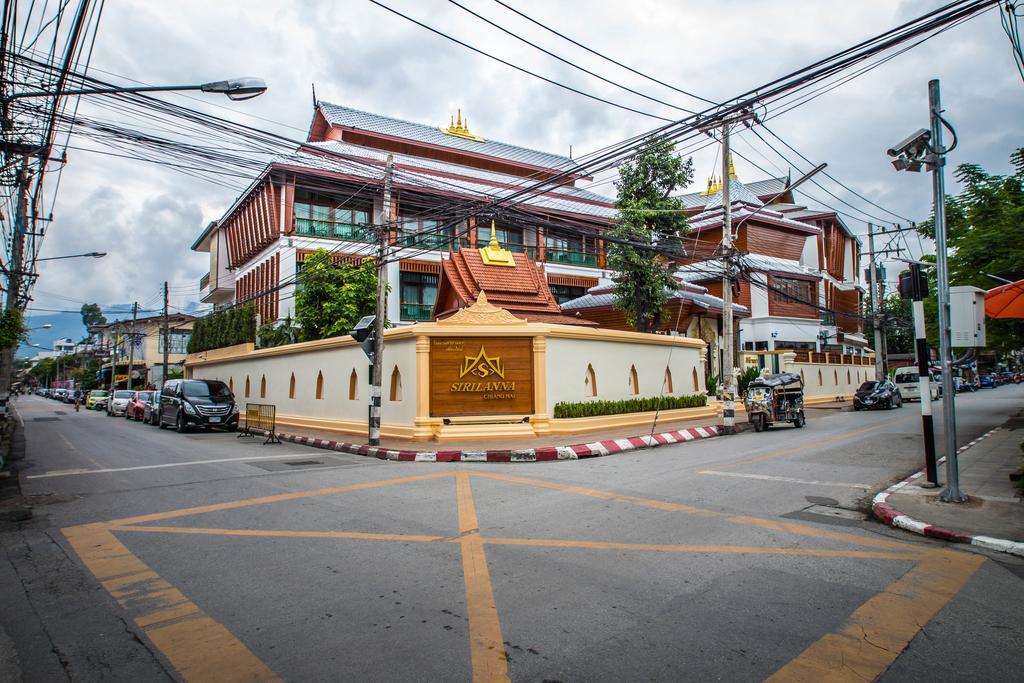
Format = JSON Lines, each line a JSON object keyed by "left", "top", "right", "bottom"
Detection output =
{"left": 400, "top": 302, "right": 434, "bottom": 321}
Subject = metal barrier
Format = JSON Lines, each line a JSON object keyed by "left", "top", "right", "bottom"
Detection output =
{"left": 238, "top": 403, "right": 280, "bottom": 444}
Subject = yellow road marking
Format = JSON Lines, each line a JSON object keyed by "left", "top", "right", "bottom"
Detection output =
{"left": 483, "top": 537, "right": 921, "bottom": 561}
{"left": 456, "top": 472, "right": 510, "bottom": 683}
{"left": 707, "top": 415, "right": 914, "bottom": 472}
{"left": 111, "top": 525, "right": 453, "bottom": 543}
{"left": 63, "top": 524, "right": 279, "bottom": 682}
{"left": 769, "top": 550, "right": 985, "bottom": 682}
{"left": 105, "top": 471, "right": 452, "bottom": 527}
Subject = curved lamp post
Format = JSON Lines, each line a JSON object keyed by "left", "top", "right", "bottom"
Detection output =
{"left": 10, "top": 77, "right": 268, "bottom": 101}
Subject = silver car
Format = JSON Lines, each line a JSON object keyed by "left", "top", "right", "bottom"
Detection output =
{"left": 107, "top": 389, "right": 135, "bottom": 416}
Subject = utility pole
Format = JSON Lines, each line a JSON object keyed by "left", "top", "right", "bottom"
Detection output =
{"left": 107, "top": 331, "right": 119, "bottom": 399}
{"left": 126, "top": 302, "right": 138, "bottom": 391}
{"left": 906, "top": 263, "right": 938, "bottom": 486}
{"left": 928, "top": 79, "right": 964, "bottom": 503}
{"left": 720, "top": 123, "right": 735, "bottom": 434}
{"left": 0, "top": 159, "right": 30, "bottom": 395}
{"left": 369, "top": 155, "right": 394, "bottom": 446}
{"left": 867, "top": 223, "right": 886, "bottom": 378}
{"left": 162, "top": 282, "right": 170, "bottom": 387}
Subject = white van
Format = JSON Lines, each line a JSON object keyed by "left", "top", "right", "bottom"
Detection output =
{"left": 893, "top": 367, "right": 938, "bottom": 402}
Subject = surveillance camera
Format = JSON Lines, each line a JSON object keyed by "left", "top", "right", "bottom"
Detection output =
{"left": 886, "top": 128, "right": 931, "bottom": 159}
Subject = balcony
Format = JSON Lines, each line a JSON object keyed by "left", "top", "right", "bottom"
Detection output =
{"left": 400, "top": 302, "right": 434, "bottom": 321}
{"left": 199, "top": 271, "right": 234, "bottom": 305}
{"left": 294, "top": 217, "right": 374, "bottom": 243}
{"left": 543, "top": 246, "right": 599, "bottom": 268}
{"left": 199, "top": 272, "right": 210, "bottom": 290}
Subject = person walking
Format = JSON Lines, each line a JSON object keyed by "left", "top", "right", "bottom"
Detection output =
{"left": 73, "top": 388, "right": 82, "bottom": 412}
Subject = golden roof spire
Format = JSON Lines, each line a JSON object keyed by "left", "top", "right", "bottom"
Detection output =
{"left": 479, "top": 219, "right": 515, "bottom": 267}
{"left": 728, "top": 153, "right": 737, "bottom": 179}
{"left": 440, "top": 109, "right": 486, "bottom": 142}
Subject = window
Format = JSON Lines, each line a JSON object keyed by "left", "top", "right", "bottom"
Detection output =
{"left": 293, "top": 191, "right": 372, "bottom": 242}
{"left": 289, "top": 373, "right": 296, "bottom": 399}
{"left": 545, "top": 232, "right": 597, "bottom": 266}
{"left": 400, "top": 272, "right": 438, "bottom": 321}
{"left": 229, "top": 377, "right": 234, "bottom": 392}
{"left": 349, "top": 369, "right": 358, "bottom": 400}
{"left": 549, "top": 284, "right": 587, "bottom": 305}
{"left": 244, "top": 377, "right": 250, "bottom": 398}
{"left": 260, "top": 375, "right": 267, "bottom": 399}
{"left": 771, "top": 277, "right": 814, "bottom": 305}
{"left": 834, "top": 370, "right": 839, "bottom": 385}
{"left": 390, "top": 366, "right": 403, "bottom": 401}
{"left": 629, "top": 365, "right": 639, "bottom": 395}
{"left": 316, "top": 371, "right": 324, "bottom": 400}
{"left": 817, "top": 370, "right": 823, "bottom": 386}
{"left": 664, "top": 367, "right": 674, "bottom": 394}
{"left": 692, "top": 368, "right": 699, "bottom": 392}
{"left": 398, "top": 217, "right": 453, "bottom": 251}
{"left": 159, "top": 331, "right": 191, "bottom": 354}
{"left": 481, "top": 224, "right": 525, "bottom": 253}
{"left": 585, "top": 364, "right": 597, "bottom": 397}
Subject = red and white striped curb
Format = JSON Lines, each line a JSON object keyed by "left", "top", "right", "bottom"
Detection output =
{"left": 871, "top": 427, "right": 1024, "bottom": 557}
{"left": 275, "top": 425, "right": 720, "bottom": 463}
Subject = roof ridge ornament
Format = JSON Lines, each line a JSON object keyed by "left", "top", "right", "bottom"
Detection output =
{"left": 479, "top": 219, "right": 516, "bottom": 267}
{"left": 440, "top": 108, "right": 486, "bottom": 143}
{"left": 437, "top": 290, "right": 527, "bottom": 325}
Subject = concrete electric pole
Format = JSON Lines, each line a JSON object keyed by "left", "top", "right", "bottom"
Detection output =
{"left": 127, "top": 301, "right": 138, "bottom": 391}
{"left": 369, "top": 154, "right": 394, "bottom": 446}
{"left": 162, "top": 281, "right": 169, "bottom": 387}
{"left": 867, "top": 223, "right": 885, "bottom": 378}
{"left": 720, "top": 123, "right": 736, "bottom": 434}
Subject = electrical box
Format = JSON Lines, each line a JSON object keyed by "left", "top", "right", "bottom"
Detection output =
{"left": 949, "top": 286, "right": 987, "bottom": 347}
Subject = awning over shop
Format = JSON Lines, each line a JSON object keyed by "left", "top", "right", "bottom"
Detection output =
{"left": 984, "top": 279, "right": 1024, "bottom": 319}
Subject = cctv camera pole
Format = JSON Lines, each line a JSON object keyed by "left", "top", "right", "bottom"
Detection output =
{"left": 929, "top": 79, "right": 964, "bottom": 502}
{"left": 908, "top": 263, "right": 939, "bottom": 486}
{"left": 369, "top": 155, "right": 394, "bottom": 446}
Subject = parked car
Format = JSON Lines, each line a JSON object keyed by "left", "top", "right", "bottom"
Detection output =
{"left": 86, "top": 389, "right": 108, "bottom": 410}
{"left": 107, "top": 390, "right": 135, "bottom": 416}
{"left": 158, "top": 379, "right": 239, "bottom": 433}
{"left": 126, "top": 390, "right": 155, "bottom": 421}
{"left": 979, "top": 374, "right": 994, "bottom": 388}
{"left": 143, "top": 390, "right": 161, "bottom": 426}
{"left": 892, "top": 368, "right": 938, "bottom": 402}
{"left": 853, "top": 380, "right": 902, "bottom": 410}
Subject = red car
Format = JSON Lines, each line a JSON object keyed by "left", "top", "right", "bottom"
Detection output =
{"left": 125, "top": 390, "right": 156, "bottom": 421}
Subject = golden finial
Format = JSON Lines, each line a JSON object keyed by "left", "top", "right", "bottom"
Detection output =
{"left": 479, "top": 219, "right": 515, "bottom": 267}
{"left": 728, "top": 153, "right": 737, "bottom": 179}
{"left": 440, "top": 109, "right": 486, "bottom": 142}
{"left": 488, "top": 219, "right": 500, "bottom": 248}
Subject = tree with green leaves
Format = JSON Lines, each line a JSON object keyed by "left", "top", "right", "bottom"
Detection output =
{"left": 881, "top": 292, "right": 914, "bottom": 355}
{"left": 917, "top": 147, "right": 1024, "bottom": 352}
{"left": 295, "top": 250, "right": 382, "bottom": 341}
{"left": 80, "top": 303, "right": 106, "bottom": 331}
{"left": 607, "top": 137, "right": 693, "bottom": 333}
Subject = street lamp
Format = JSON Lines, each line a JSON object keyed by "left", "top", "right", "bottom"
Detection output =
{"left": 36, "top": 252, "right": 106, "bottom": 262}
{"left": 10, "top": 77, "right": 268, "bottom": 101}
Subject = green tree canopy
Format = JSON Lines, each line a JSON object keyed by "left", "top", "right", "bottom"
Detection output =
{"left": 80, "top": 303, "right": 106, "bottom": 330}
{"left": 917, "top": 147, "right": 1024, "bottom": 352}
{"left": 607, "top": 137, "right": 693, "bottom": 333}
{"left": 295, "top": 250, "right": 382, "bottom": 341}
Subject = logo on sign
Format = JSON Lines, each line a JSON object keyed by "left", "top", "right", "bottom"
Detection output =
{"left": 460, "top": 347, "right": 504, "bottom": 379}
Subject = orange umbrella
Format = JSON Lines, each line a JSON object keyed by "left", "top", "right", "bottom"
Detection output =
{"left": 984, "top": 279, "right": 1024, "bottom": 319}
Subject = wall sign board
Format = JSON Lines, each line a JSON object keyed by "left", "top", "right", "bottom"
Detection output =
{"left": 429, "top": 337, "right": 534, "bottom": 417}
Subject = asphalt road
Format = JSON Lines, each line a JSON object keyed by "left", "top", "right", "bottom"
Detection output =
{"left": 2, "top": 388, "right": 1022, "bottom": 682}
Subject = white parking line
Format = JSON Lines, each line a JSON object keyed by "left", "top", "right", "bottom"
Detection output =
{"left": 26, "top": 453, "right": 330, "bottom": 479}
{"left": 700, "top": 470, "right": 873, "bottom": 489}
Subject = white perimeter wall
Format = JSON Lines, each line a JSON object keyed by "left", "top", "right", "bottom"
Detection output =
{"left": 190, "top": 337, "right": 417, "bottom": 425}
{"left": 546, "top": 336, "right": 705, "bottom": 404}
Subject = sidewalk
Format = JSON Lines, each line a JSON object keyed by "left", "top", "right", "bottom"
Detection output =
{"left": 872, "top": 415, "right": 1024, "bottom": 556}
{"left": 273, "top": 412, "right": 729, "bottom": 462}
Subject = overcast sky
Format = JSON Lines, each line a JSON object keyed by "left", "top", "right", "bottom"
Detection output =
{"left": 28, "top": 0, "right": 1024, "bottom": 317}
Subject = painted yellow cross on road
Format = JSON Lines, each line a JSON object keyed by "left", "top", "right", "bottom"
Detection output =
{"left": 63, "top": 470, "right": 983, "bottom": 682}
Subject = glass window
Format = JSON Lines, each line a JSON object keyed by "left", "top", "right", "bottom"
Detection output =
{"left": 400, "top": 272, "right": 438, "bottom": 321}
{"left": 549, "top": 284, "right": 586, "bottom": 305}
{"left": 182, "top": 380, "right": 232, "bottom": 398}
{"left": 159, "top": 331, "right": 191, "bottom": 354}
{"left": 398, "top": 217, "right": 452, "bottom": 250}
{"left": 771, "top": 277, "right": 814, "bottom": 305}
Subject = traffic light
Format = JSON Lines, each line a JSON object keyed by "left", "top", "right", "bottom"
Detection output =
{"left": 898, "top": 268, "right": 928, "bottom": 300}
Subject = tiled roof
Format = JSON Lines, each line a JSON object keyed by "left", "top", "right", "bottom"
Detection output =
{"left": 560, "top": 281, "right": 749, "bottom": 316}
{"left": 676, "top": 176, "right": 789, "bottom": 209}
{"left": 275, "top": 141, "right": 616, "bottom": 220}
{"left": 700, "top": 177, "right": 765, "bottom": 211}
{"left": 688, "top": 202, "right": 821, "bottom": 234}
{"left": 675, "top": 255, "right": 816, "bottom": 281}
{"left": 436, "top": 249, "right": 593, "bottom": 325}
{"left": 318, "top": 102, "right": 581, "bottom": 174}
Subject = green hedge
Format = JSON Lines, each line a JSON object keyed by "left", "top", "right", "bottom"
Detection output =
{"left": 187, "top": 303, "right": 256, "bottom": 353}
{"left": 553, "top": 393, "right": 707, "bottom": 419}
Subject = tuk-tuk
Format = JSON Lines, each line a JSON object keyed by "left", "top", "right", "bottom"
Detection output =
{"left": 744, "top": 372, "right": 806, "bottom": 432}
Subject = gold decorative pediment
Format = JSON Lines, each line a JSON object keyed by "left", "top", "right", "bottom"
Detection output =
{"left": 437, "top": 291, "right": 527, "bottom": 326}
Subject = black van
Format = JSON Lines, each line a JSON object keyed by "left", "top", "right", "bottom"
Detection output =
{"left": 158, "top": 379, "right": 239, "bottom": 433}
